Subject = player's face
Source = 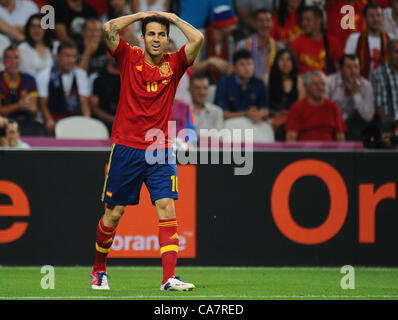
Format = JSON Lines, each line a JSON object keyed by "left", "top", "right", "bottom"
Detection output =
{"left": 142, "top": 22, "right": 169, "bottom": 58}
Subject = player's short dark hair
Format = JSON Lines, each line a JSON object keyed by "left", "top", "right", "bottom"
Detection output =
{"left": 57, "top": 41, "right": 78, "bottom": 55}
{"left": 141, "top": 15, "right": 170, "bottom": 36}
{"left": 339, "top": 54, "right": 359, "bottom": 68}
{"left": 363, "top": 2, "right": 382, "bottom": 18}
{"left": 233, "top": 49, "right": 252, "bottom": 65}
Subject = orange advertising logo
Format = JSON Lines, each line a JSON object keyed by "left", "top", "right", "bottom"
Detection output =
{"left": 0, "top": 180, "right": 30, "bottom": 243}
{"left": 271, "top": 159, "right": 396, "bottom": 245}
{"left": 108, "top": 165, "right": 196, "bottom": 258}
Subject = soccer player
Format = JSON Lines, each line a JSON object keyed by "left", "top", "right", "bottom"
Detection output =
{"left": 90, "top": 11, "right": 203, "bottom": 291}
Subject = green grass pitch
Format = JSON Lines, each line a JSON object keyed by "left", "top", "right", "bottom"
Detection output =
{"left": 0, "top": 266, "right": 397, "bottom": 300}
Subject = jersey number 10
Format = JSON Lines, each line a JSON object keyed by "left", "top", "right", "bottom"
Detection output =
{"left": 146, "top": 81, "right": 158, "bottom": 93}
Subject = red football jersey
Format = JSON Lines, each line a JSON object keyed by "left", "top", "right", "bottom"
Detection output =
{"left": 109, "top": 37, "right": 191, "bottom": 149}
{"left": 285, "top": 97, "right": 347, "bottom": 141}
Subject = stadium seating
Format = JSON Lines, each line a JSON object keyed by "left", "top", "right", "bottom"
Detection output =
{"left": 55, "top": 116, "right": 110, "bottom": 140}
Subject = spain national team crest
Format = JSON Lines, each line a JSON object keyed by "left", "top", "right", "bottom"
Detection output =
{"left": 158, "top": 62, "right": 173, "bottom": 77}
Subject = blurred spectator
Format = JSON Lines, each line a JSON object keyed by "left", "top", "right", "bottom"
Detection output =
{"left": 189, "top": 74, "right": 223, "bottom": 136}
{"left": 289, "top": 5, "right": 342, "bottom": 75}
{"left": 76, "top": 18, "right": 108, "bottom": 75}
{"left": 369, "top": 39, "right": 398, "bottom": 122}
{"left": 0, "top": 45, "right": 38, "bottom": 127}
{"left": 101, "top": 0, "right": 131, "bottom": 24}
{"left": 6, "top": 118, "right": 30, "bottom": 147}
{"left": 215, "top": 49, "right": 270, "bottom": 122}
{"left": 193, "top": 4, "right": 237, "bottom": 84}
{"left": 0, "top": 115, "right": 7, "bottom": 145}
{"left": 235, "top": 9, "right": 284, "bottom": 82}
{"left": 270, "top": 0, "right": 304, "bottom": 45}
{"left": 172, "top": 99, "right": 195, "bottom": 135}
{"left": 100, "top": 0, "right": 138, "bottom": 46}
{"left": 172, "top": 99, "right": 196, "bottom": 150}
{"left": 85, "top": 0, "right": 108, "bottom": 16}
{"left": 31, "top": 0, "right": 50, "bottom": 8}
{"left": 326, "top": 0, "right": 366, "bottom": 46}
{"left": 18, "top": 13, "right": 57, "bottom": 77}
{"left": 265, "top": 48, "right": 305, "bottom": 140}
{"left": 0, "top": 0, "right": 39, "bottom": 42}
{"left": 383, "top": 0, "right": 398, "bottom": 39}
{"left": 326, "top": 54, "right": 375, "bottom": 141}
{"left": 234, "top": 0, "right": 280, "bottom": 40}
{"left": 344, "top": 2, "right": 388, "bottom": 79}
{"left": 0, "top": 31, "right": 10, "bottom": 69}
{"left": 285, "top": 70, "right": 346, "bottom": 141}
{"left": 53, "top": 0, "right": 99, "bottom": 42}
{"left": 131, "top": 0, "right": 169, "bottom": 13}
{"left": 371, "top": 0, "right": 390, "bottom": 9}
{"left": 89, "top": 55, "right": 119, "bottom": 135}
{"left": 167, "top": 39, "right": 191, "bottom": 105}
{"left": 305, "top": 0, "right": 324, "bottom": 7}
{"left": 36, "top": 41, "right": 90, "bottom": 134}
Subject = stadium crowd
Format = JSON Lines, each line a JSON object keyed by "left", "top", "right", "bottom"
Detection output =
{"left": 0, "top": 0, "right": 397, "bottom": 148}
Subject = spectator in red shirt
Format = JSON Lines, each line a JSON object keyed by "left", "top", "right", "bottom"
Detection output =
{"left": 285, "top": 69, "right": 346, "bottom": 141}
{"left": 271, "top": 0, "right": 304, "bottom": 45}
{"left": 289, "top": 5, "right": 342, "bottom": 75}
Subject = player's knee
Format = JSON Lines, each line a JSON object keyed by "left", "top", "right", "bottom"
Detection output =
{"left": 156, "top": 198, "right": 176, "bottom": 219}
{"left": 105, "top": 205, "right": 125, "bottom": 225}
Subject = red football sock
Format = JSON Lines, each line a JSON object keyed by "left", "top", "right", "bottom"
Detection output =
{"left": 158, "top": 218, "right": 179, "bottom": 284}
{"left": 93, "top": 217, "right": 116, "bottom": 272}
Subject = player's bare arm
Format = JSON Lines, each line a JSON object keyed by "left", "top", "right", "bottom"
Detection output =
{"left": 103, "top": 12, "right": 152, "bottom": 52}
{"left": 148, "top": 11, "right": 204, "bottom": 63}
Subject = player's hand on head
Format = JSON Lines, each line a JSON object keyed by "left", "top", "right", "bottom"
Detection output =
{"left": 143, "top": 11, "right": 175, "bottom": 21}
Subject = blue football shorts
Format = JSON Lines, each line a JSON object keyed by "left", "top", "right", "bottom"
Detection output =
{"left": 101, "top": 144, "right": 178, "bottom": 206}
